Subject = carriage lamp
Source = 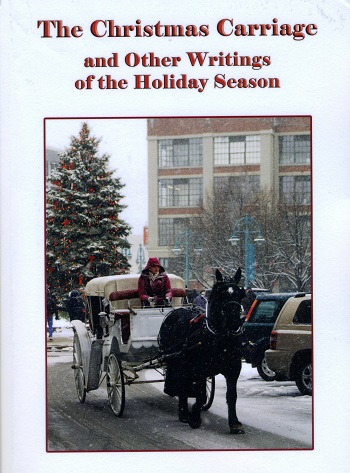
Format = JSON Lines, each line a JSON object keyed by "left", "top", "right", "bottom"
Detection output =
{"left": 99, "top": 312, "right": 108, "bottom": 328}
{"left": 108, "top": 312, "right": 115, "bottom": 327}
{"left": 228, "top": 214, "right": 265, "bottom": 287}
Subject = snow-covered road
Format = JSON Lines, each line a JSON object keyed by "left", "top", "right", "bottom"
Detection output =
{"left": 48, "top": 320, "right": 312, "bottom": 448}
{"left": 145, "top": 364, "right": 312, "bottom": 446}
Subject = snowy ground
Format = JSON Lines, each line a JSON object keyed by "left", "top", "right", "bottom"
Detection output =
{"left": 213, "top": 371, "right": 311, "bottom": 444}
{"left": 145, "top": 364, "right": 312, "bottom": 446}
{"left": 48, "top": 318, "right": 312, "bottom": 446}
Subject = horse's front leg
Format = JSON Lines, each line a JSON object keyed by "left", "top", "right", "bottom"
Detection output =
{"left": 178, "top": 396, "right": 190, "bottom": 423}
{"left": 188, "top": 378, "right": 207, "bottom": 429}
{"left": 226, "top": 367, "right": 245, "bottom": 434}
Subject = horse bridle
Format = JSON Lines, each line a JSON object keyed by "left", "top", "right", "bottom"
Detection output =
{"left": 205, "top": 299, "right": 242, "bottom": 336}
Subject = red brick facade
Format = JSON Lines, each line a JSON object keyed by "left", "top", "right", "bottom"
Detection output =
{"left": 148, "top": 116, "right": 310, "bottom": 136}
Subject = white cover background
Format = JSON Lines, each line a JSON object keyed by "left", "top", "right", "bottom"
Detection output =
{"left": 1, "top": 0, "right": 350, "bottom": 472}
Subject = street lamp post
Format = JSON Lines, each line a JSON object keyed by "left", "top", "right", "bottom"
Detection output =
{"left": 120, "top": 239, "right": 132, "bottom": 261}
{"left": 135, "top": 243, "right": 146, "bottom": 273}
{"left": 229, "top": 214, "right": 265, "bottom": 288}
{"left": 171, "top": 227, "right": 202, "bottom": 288}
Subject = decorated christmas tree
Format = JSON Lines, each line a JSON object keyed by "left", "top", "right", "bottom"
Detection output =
{"left": 46, "top": 122, "right": 131, "bottom": 299}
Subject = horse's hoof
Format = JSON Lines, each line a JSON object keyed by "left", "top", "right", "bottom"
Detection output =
{"left": 188, "top": 407, "right": 202, "bottom": 429}
{"left": 229, "top": 423, "right": 245, "bottom": 434}
{"left": 188, "top": 416, "right": 202, "bottom": 429}
{"left": 178, "top": 409, "right": 190, "bottom": 423}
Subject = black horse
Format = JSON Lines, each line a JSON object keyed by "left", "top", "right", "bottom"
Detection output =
{"left": 158, "top": 268, "right": 246, "bottom": 434}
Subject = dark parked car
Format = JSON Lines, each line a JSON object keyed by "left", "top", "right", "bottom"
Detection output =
{"left": 242, "top": 293, "right": 297, "bottom": 381}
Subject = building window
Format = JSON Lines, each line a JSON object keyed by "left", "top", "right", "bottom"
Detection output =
{"left": 158, "top": 258, "right": 170, "bottom": 272}
{"left": 158, "top": 218, "right": 189, "bottom": 246}
{"left": 279, "top": 175, "right": 311, "bottom": 204}
{"left": 214, "top": 175, "right": 260, "bottom": 198}
{"left": 46, "top": 161, "right": 59, "bottom": 190}
{"left": 279, "top": 135, "right": 310, "bottom": 164}
{"left": 159, "top": 178, "right": 203, "bottom": 207}
{"left": 46, "top": 161, "right": 58, "bottom": 178}
{"left": 158, "top": 138, "right": 203, "bottom": 167}
{"left": 214, "top": 135, "right": 260, "bottom": 165}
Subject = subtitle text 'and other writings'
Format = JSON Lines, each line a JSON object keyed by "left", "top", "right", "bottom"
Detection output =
{"left": 37, "top": 18, "right": 318, "bottom": 93}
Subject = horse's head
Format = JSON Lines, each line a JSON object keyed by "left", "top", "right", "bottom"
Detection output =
{"left": 207, "top": 268, "right": 246, "bottom": 335}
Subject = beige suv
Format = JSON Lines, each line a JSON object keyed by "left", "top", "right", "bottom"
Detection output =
{"left": 265, "top": 294, "right": 312, "bottom": 395}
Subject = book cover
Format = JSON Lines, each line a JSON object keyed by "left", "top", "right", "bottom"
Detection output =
{"left": 1, "top": 0, "right": 349, "bottom": 472}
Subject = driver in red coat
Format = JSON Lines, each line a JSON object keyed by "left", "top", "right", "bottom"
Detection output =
{"left": 138, "top": 257, "right": 172, "bottom": 307}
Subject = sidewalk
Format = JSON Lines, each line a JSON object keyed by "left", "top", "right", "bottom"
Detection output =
{"left": 47, "top": 318, "right": 74, "bottom": 349}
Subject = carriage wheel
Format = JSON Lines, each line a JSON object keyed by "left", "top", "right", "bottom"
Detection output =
{"left": 202, "top": 376, "right": 215, "bottom": 411}
{"left": 73, "top": 332, "right": 86, "bottom": 403}
{"left": 107, "top": 353, "right": 125, "bottom": 417}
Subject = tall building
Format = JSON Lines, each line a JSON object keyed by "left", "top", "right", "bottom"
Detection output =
{"left": 146, "top": 117, "right": 311, "bottom": 284}
{"left": 46, "top": 147, "right": 61, "bottom": 190}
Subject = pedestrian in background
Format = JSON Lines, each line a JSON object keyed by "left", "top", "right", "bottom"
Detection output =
{"left": 47, "top": 286, "right": 59, "bottom": 341}
{"left": 242, "top": 287, "right": 256, "bottom": 314}
{"left": 194, "top": 290, "right": 207, "bottom": 310}
{"left": 65, "top": 290, "right": 86, "bottom": 322}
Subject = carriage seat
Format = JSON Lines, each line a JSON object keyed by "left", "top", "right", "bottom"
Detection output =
{"left": 172, "top": 288, "right": 187, "bottom": 298}
{"left": 109, "top": 289, "right": 139, "bottom": 301}
{"left": 109, "top": 287, "right": 187, "bottom": 302}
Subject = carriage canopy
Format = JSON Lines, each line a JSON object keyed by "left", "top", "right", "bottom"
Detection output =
{"left": 85, "top": 273, "right": 186, "bottom": 309}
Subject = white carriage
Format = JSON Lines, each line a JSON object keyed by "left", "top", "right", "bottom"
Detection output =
{"left": 71, "top": 273, "right": 202, "bottom": 416}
